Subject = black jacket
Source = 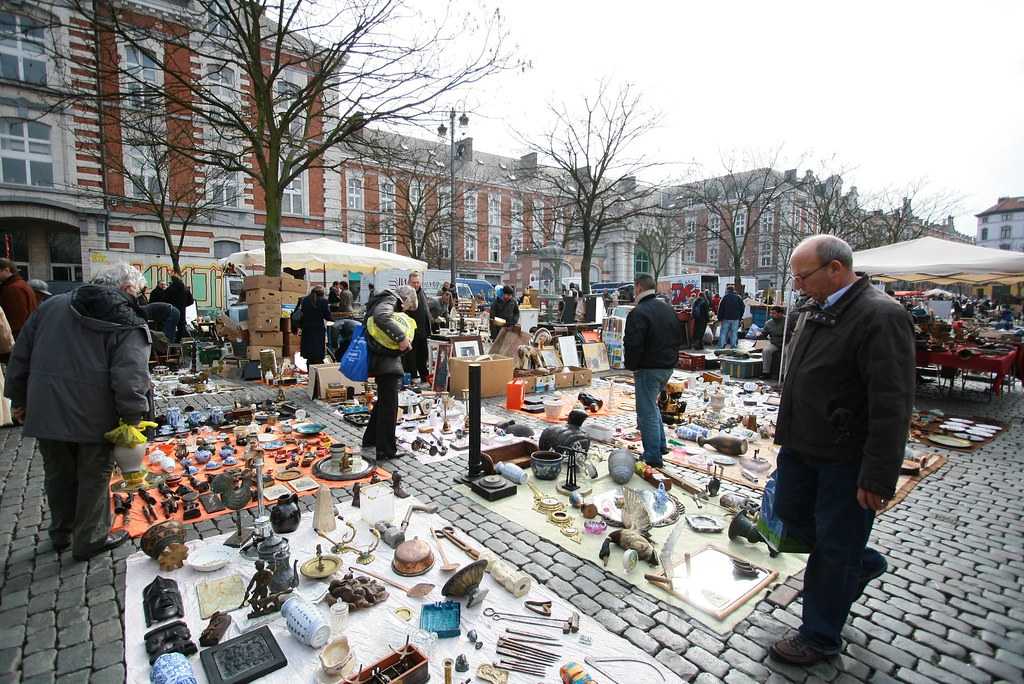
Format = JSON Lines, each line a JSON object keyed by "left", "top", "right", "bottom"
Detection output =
{"left": 299, "top": 295, "right": 332, "bottom": 362}
{"left": 410, "top": 287, "right": 432, "bottom": 341}
{"left": 717, "top": 291, "right": 744, "bottom": 321}
{"left": 774, "top": 275, "right": 915, "bottom": 499}
{"left": 364, "top": 290, "right": 408, "bottom": 377}
{"left": 490, "top": 296, "right": 520, "bottom": 330}
{"left": 623, "top": 292, "right": 682, "bottom": 370}
{"left": 163, "top": 278, "right": 194, "bottom": 314}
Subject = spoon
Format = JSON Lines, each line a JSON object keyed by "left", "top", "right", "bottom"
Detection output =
{"left": 348, "top": 567, "right": 434, "bottom": 599}
{"left": 431, "top": 527, "right": 459, "bottom": 573}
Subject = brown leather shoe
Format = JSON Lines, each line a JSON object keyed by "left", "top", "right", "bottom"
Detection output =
{"left": 770, "top": 636, "right": 830, "bottom": 666}
{"left": 72, "top": 531, "right": 129, "bottom": 562}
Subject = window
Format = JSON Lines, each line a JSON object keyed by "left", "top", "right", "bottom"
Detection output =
{"left": 0, "top": 12, "right": 45, "bottom": 84}
{"left": 759, "top": 239, "right": 772, "bottom": 267}
{"left": 207, "top": 63, "right": 236, "bottom": 104}
{"left": 981, "top": 216, "right": 989, "bottom": 224}
{"left": 464, "top": 190, "right": 477, "bottom": 226}
{"left": 437, "top": 229, "right": 450, "bottom": 259}
{"left": 1001, "top": 226, "right": 1012, "bottom": 239}
{"left": 124, "top": 45, "right": 161, "bottom": 110}
{"left": 533, "top": 199, "right": 544, "bottom": 238}
{"left": 408, "top": 180, "right": 422, "bottom": 210}
{"left": 684, "top": 246, "right": 695, "bottom": 262}
{"left": 380, "top": 219, "right": 396, "bottom": 253}
{"left": 761, "top": 204, "right": 773, "bottom": 231}
{"left": 512, "top": 198, "right": 523, "bottom": 230}
{"left": 981, "top": 227, "right": 989, "bottom": 241}
{"left": 213, "top": 240, "right": 240, "bottom": 259}
{"left": 734, "top": 207, "right": 746, "bottom": 237}
{"left": 0, "top": 119, "right": 52, "bottom": 186}
{"left": 48, "top": 231, "right": 82, "bottom": 282}
{"left": 210, "top": 171, "right": 239, "bottom": 207}
{"left": 463, "top": 226, "right": 476, "bottom": 261}
{"left": 634, "top": 249, "right": 651, "bottom": 276}
{"left": 1000, "top": 243, "right": 1010, "bottom": 251}
{"left": 134, "top": 235, "right": 166, "bottom": 255}
{"left": 282, "top": 170, "right": 304, "bottom": 214}
{"left": 380, "top": 179, "right": 396, "bottom": 214}
{"left": 686, "top": 217, "right": 696, "bottom": 235}
{"left": 708, "top": 240, "right": 718, "bottom": 263}
{"left": 124, "top": 145, "right": 159, "bottom": 198}
{"left": 708, "top": 214, "right": 721, "bottom": 234}
{"left": 275, "top": 75, "right": 304, "bottom": 137}
{"left": 510, "top": 230, "right": 523, "bottom": 256}
{"left": 489, "top": 232, "right": 500, "bottom": 262}
{"left": 347, "top": 175, "right": 363, "bottom": 210}
{"left": 488, "top": 193, "right": 501, "bottom": 227}
{"left": 1003, "top": 213, "right": 1013, "bottom": 221}
{"left": 347, "top": 219, "right": 364, "bottom": 245}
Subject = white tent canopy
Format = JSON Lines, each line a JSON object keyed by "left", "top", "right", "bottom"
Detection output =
{"left": 217, "top": 237, "right": 428, "bottom": 273}
{"left": 853, "top": 236, "right": 1024, "bottom": 285}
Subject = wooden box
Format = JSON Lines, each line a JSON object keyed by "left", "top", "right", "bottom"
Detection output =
{"left": 554, "top": 367, "right": 575, "bottom": 389}
{"left": 571, "top": 366, "right": 593, "bottom": 387}
{"left": 482, "top": 439, "right": 538, "bottom": 474}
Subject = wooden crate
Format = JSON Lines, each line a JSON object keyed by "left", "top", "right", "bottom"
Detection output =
{"left": 678, "top": 352, "right": 706, "bottom": 371}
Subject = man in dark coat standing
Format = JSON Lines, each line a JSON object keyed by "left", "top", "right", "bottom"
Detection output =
{"left": 489, "top": 284, "right": 520, "bottom": 340}
{"left": 149, "top": 280, "right": 168, "bottom": 304}
{"left": 716, "top": 284, "right": 744, "bottom": 349}
{"left": 0, "top": 258, "right": 38, "bottom": 340}
{"left": 163, "top": 273, "right": 194, "bottom": 341}
{"left": 403, "top": 272, "right": 432, "bottom": 384}
{"left": 623, "top": 274, "right": 682, "bottom": 467}
{"left": 769, "top": 235, "right": 914, "bottom": 666}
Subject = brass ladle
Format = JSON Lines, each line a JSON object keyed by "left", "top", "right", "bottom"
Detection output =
{"left": 349, "top": 567, "right": 434, "bottom": 599}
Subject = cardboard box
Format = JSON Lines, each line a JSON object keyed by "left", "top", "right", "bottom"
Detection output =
{"left": 308, "top": 363, "right": 363, "bottom": 399}
{"left": 249, "top": 330, "right": 283, "bottom": 348}
{"left": 280, "top": 276, "right": 307, "bottom": 294}
{"left": 571, "top": 366, "right": 593, "bottom": 387}
{"left": 554, "top": 367, "right": 575, "bottom": 389}
{"left": 246, "top": 302, "right": 283, "bottom": 332}
{"left": 244, "top": 275, "right": 280, "bottom": 291}
{"left": 449, "top": 355, "right": 514, "bottom": 398}
{"left": 246, "top": 288, "right": 285, "bottom": 306}
{"left": 248, "top": 345, "right": 282, "bottom": 361}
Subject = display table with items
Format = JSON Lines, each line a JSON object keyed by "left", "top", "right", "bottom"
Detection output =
{"left": 915, "top": 344, "right": 1019, "bottom": 395}
{"left": 124, "top": 496, "right": 679, "bottom": 683}
{"left": 110, "top": 402, "right": 390, "bottom": 539}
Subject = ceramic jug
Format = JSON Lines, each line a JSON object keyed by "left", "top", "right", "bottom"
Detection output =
{"left": 607, "top": 449, "right": 636, "bottom": 485}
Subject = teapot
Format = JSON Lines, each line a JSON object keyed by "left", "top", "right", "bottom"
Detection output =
{"left": 258, "top": 534, "right": 299, "bottom": 594}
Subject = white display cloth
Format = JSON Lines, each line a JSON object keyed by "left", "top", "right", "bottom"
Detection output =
{"left": 125, "top": 497, "right": 682, "bottom": 683}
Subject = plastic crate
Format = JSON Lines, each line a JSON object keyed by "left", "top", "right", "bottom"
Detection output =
{"left": 718, "top": 357, "right": 762, "bottom": 379}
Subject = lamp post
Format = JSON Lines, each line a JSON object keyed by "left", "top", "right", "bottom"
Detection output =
{"left": 438, "top": 108, "right": 469, "bottom": 290}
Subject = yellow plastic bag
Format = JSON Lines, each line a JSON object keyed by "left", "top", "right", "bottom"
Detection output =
{"left": 104, "top": 420, "right": 158, "bottom": 448}
{"left": 366, "top": 312, "right": 416, "bottom": 350}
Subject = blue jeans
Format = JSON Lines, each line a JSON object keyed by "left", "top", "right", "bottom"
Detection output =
{"left": 775, "top": 448, "right": 885, "bottom": 653}
{"left": 163, "top": 307, "right": 180, "bottom": 343}
{"left": 718, "top": 319, "right": 739, "bottom": 348}
{"left": 633, "top": 368, "right": 672, "bottom": 466}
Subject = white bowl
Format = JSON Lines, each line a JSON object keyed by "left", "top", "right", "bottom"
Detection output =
{"left": 186, "top": 544, "right": 234, "bottom": 572}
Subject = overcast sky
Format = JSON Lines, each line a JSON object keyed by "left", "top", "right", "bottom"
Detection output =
{"left": 435, "top": 0, "right": 1023, "bottom": 238}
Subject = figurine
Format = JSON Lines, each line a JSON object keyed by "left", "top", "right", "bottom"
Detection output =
{"left": 242, "top": 560, "right": 278, "bottom": 618}
{"left": 392, "top": 471, "right": 409, "bottom": 499}
{"left": 351, "top": 482, "right": 361, "bottom": 508}
{"left": 654, "top": 482, "right": 668, "bottom": 513}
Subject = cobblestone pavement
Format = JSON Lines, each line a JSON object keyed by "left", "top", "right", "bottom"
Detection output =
{"left": 0, "top": 379, "right": 1022, "bottom": 683}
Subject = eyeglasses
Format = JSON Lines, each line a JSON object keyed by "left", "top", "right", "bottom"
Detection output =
{"left": 792, "top": 262, "right": 830, "bottom": 284}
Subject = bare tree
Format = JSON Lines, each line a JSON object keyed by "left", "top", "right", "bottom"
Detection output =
{"left": 633, "top": 207, "right": 688, "bottom": 281}
{"left": 677, "top": 152, "right": 795, "bottom": 289}
{"left": 855, "top": 182, "right": 963, "bottom": 249}
{"left": 519, "top": 82, "right": 663, "bottom": 292}
{"left": 54, "top": 0, "right": 514, "bottom": 276}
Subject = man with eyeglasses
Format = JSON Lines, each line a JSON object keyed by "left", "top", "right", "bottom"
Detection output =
{"left": 769, "top": 235, "right": 915, "bottom": 666}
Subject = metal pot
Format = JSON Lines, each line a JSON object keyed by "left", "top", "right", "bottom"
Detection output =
{"left": 392, "top": 537, "right": 435, "bottom": 577}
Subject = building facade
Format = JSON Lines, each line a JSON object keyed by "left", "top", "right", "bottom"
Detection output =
{"left": 976, "top": 197, "right": 1024, "bottom": 251}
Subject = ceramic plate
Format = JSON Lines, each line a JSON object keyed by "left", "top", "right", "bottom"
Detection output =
{"left": 713, "top": 455, "right": 738, "bottom": 466}
{"left": 263, "top": 441, "right": 286, "bottom": 450}
{"left": 968, "top": 435, "right": 986, "bottom": 442}
{"left": 295, "top": 423, "right": 326, "bottom": 435}
{"left": 953, "top": 433, "right": 970, "bottom": 439}
{"left": 927, "top": 434, "right": 971, "bottom": 448}
{"left": 684, "top": 446, "right": 704, "bottom": 456}
{"left": 966, "top": 428, "right": 995, "bottom": 437}
{"left": 974, "top": 423, "right": 1001, "bottom": 431}
{"left": 187, "top": 544, "right": 234, "bottom": 572}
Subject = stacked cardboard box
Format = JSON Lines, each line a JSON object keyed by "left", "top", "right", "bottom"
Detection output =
{"left": 244, "top": 275, "right": 307, "bottom": 360}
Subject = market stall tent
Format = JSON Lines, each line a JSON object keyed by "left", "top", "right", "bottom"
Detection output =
{"left": 217, "top": 237, "right": 428, "bottom": 274}
{"left": 853, "top": 236, "right": 1024, "bottom": 285}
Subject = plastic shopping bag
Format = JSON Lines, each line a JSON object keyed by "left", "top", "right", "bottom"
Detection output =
{"left": 339, "top": 323, "right": 370, "bottom": 382}
{"left": 757, "top": 470, "right": 812, "bottom": 554}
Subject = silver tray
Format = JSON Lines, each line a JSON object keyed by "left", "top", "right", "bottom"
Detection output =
{"left": 593, "top": 487, "right": 684, "bottom": 528}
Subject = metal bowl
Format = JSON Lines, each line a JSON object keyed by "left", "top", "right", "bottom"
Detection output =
{"left": 392, "top": 538, "right": 435, "bottom": 577}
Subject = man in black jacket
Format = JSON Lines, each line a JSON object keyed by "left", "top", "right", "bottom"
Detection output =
{"left": 716, "top": 283, "right": 744, "bottom": 348}
{"left": 623, "top": 274, "right": 682, "bottom": 467}
{"left": 163, "top": 273, "right": 194, "bottom": 341}
{"left": 489, "top": 284, "right": 520, "bottom": 340}
{"left": 770, "top": 235, "right": 914, "bottom": 666}
{"left": 403, "top": 272, "right": 433, "bottom": 384}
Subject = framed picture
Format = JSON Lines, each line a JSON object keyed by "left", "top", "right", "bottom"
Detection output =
{"left": 432, "top": 343, "right": 452, "bottom": 392}
{"left": 452, "top": 338, "right": 483, "bottom": 358}
{"left": 539, "top": 348, "right": 562, "bottom": 369}
{"left": 556, "top": 335, "right": 580, "bottom": 368}
{"left": 582, "top": 342, "right": 610, "bottom": 372}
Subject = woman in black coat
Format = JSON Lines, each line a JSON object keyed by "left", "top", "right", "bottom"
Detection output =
{"left": 298, "top": 286, "right": 332, "bottom": 366}
{"left": 163, "top": 273, "right": 194, "bottom": 341}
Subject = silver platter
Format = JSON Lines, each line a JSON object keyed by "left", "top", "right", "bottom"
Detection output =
{"left": 592, "top": 487, "right": 684, "bottom": 528}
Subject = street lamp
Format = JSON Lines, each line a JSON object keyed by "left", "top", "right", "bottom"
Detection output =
{"left": 438, "top": 108, "right": 469, "bottom": 290}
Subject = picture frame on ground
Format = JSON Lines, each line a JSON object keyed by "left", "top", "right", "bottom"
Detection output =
{"left": 539, "top": 348, "right": 562, "bottom": 369}
{"left": 582, "top": 342, "right": 610, "bottom": 372}
{"left": 452, "top": 339, "right": 483, "bottom": 358}
{"left": 432, "top": 343, "right": 452, "bottom": 392}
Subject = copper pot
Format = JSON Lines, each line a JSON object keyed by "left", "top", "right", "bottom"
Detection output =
{"left": 392, "top": 537, "right": 435, "bottom": 577}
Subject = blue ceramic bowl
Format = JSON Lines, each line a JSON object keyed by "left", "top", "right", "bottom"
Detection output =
{"left": 530, "top": 450, "right": 563, "bottom": 480}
